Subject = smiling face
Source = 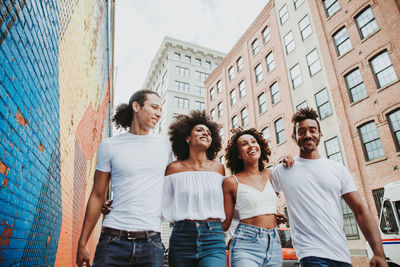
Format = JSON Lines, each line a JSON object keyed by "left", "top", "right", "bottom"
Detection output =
{"left": 187, "top": 124, "right": 212, "bottom": 150}
{"left": 237, "top": 134, "right": 261, "bottom": 163}
{"left": 295, "top": 119, "right": 321, "bottom": 154}
{"left": 133, "top": 93, "right": 162, "bottom": 130}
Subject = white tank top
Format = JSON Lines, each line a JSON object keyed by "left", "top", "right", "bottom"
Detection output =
{"left": 233, "top": 175, "right": 277, "bottom": 220}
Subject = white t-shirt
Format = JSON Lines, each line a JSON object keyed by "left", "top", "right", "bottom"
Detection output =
{"left": 271, "top": 156, "right": 357, "bottom": 263}
{"left": 96, "top": 132, "right": 172, "bottom": 232}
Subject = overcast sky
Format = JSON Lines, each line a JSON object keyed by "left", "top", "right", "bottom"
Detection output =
{"left": 113, "top": 0, "right": 269, "bottom": 106}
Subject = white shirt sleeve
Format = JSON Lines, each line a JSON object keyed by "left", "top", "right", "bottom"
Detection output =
{"left": 271, "top": 167, "right": 281, "bottom": 193}
{"left": 96, "top": 139, "right": 111, "bottom": 172}
{"left": 340, "top": 165, "right": 357, "bottom": 196}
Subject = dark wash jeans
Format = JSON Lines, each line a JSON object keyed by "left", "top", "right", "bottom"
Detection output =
{"left": 92, "top": 232, "right": 164, "bottom": 267}
{"left": 300, "top": 256, "right": 352, "bottom": 267}
{"left": 168, "top": 220, "right": 226, "bottom": 267}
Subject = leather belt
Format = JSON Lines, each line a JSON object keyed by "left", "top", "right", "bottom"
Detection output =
{"left": 101, "top": 227, "right": 161, "bottom": 240}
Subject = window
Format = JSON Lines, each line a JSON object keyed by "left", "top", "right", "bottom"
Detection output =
{"left": 230, "top": 89, "right": 237, "bottom": 106}
{"left": 176, "top": 66, "right": 190, "bottom": 77}
{"left": 341, "top": 199, "right": 359, "bottom": 238}
{"left": 270, "top": 82, "right": 280, "bottom": 105}
{"left": 217, "top": 80, "right": 222, "bottom": 93}
{"left": 262, "top": 26, "right": 270, "bottom": 43}
{"left": 323, "top": 0, "right": 339, "bottom": 18}
{"left": 355, "top": 7, "right": 379, "bottom": 39}
{"left": 372, "top": 188, "right": 384, "bottom": 215}
{"left": 290, "top": 64, "right": 302, "bottom": 89}
{"left": 237, "top": 57, "right": 243, "bottom": 72}
{"left": 228, "top": 66, "right": 235, "bottom": 80}
{"left": 344, "top": 68, "right": 367, "bottom": 103}
{"left": 210, "top": 109, "right": 215, "bottom": 121}
{"left": 219, "top": 155, "right": 225, "bottom": 165}
{"left": 294, "top": 0, "right": 304, "bottom": 9}
{"left": 174, "top": 96, "right": 189, "bottom": 109}
{"left": 306, "top": 49, "right": 321, "bottom": 76}
{"left": 315, "top": 88, "right": 332, "bottom": 119}
{"left": 380, "top": 200, "right": 399, "bottom": 234}
{"left": 262, "top": 127, "right": 270, "bottom": 140}
{"left": 219, "top": 128, "right": 224, "bottom": 140}
{"left": 279, "top": 4, "right": 289, "bottom": 24}
{"left": 370, "top": 51, "right": 398, "bottom": 88}
{"left": 232, "top": 115, "right": 239, "bottom": 129}
{"left": 210, "top": 88, "right": 215, "bottom": 101}
{"left": 266, "top": 52, "right": 275, "bottom": 72}
{"left": 195, "top": 58, "right": 201, "bottom": 66}
{"left": 194, "top": 85, "right": 205, "bottom": 96}
{"left": 195, "top": 101, "right": 205, "bottom": 110}
{"left": 284, "top": 31, "right": 295, "bottom": 54}
{"left": 275, "top": 118, "right": 285, "bottom": 144}
{"left": 205, "top": 61, "right": 211, "bottom": 69}
{"left": 258, "top": 93, "right": 267, "bottom": 114}
{"left": 174, "top": 52, "right": 181, "bottom": 60}
{"left": 299, "top": 15, "right": 312, "bottom": 40}
{"left": 388, "top": 109, "right": 400, "bottom": 151}
{"left": 324, "top": 136, "right": 343, "bottom": 163}
{"left": 195, "top": 71, "right": 209, "bottom": 82}
{"left": 333, "top": 27, "right": 352, "bottom": 56}
{"left": 296, "top": 101, "right": 308, "bottom": 110}
{"left": 218, "top": 102, "right": 223, "bottom": 117}
{"left": 255, "top": 64, "right": 263, "bottom": 83}
{"left": 175, "top": 81, "right": 189, "bottom": 92}
{"left": 185, "top": 55, "right": 191, "bottom": 63}
{"left": 252, "top": 39, "right": 259, "bottom": 55}
{"left": 239, "top": 80, "right": 246, "bottom": 98}
{"left": 358, "top": 121, "right": 384, "bottom": 161}
{"left": 241, "top": 108, "right": 248, "bottom": 127}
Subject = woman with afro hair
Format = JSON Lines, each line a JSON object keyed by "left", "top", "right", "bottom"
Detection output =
{"left": 162, "top": 110, "right": 226, "bottom": 267}
{"left": 222, "top": 128, "right": 291, "bottom": 267}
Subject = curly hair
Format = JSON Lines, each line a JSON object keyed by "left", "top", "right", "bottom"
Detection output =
{"left": 168, "top": 110, "right": 222, "bottom": 161}
{"left": 291, "top": 107, "right": 321, "bottom": 141}
{"left": 225, "top": 128, "right": 271, "bottom": 173}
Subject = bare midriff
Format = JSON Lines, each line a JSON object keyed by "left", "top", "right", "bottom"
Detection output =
{"left": 240, "top": 214, "right": 277, "bottom": 229}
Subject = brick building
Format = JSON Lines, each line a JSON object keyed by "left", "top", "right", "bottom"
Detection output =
{"left": 0, "top": 0, "right": 115, "bottom": 266}
{"left": 205, "top": 0, "right": 400, "bottom": 265}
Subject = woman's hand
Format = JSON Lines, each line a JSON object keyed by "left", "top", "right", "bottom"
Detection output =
{"left": 101, "top": 199, "right": 113, "bottom": 215}
{"left": 276, "top": 213, "right": 288, "bottom": 225}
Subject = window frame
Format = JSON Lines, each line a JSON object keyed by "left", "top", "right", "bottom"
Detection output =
{"left": 358, "top": 121, "right": 385, "bottom": 161}
{"left": 344, "top": 68, "right": 367, "bottom": 103}
{"left": 387, "top": 109, "right": 400, "bottom": 151}
{"left": 314, "top": 88, "right": 332, "bottom": 119}
{"left": 275, "top": 118, "right": 285, "bottom": 144}
{"left": 333, "top": 27, "right": 352, "bottom": 57}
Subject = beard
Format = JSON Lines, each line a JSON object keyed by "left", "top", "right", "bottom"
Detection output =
{"left": 297, "top": 137, "right": 320, "bottom": 153}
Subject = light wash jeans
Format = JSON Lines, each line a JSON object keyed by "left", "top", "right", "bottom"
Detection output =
{"left": 230, "top": 223, "right": 282, "bottom": 267}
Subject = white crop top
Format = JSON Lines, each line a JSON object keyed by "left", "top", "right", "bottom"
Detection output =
{"left": 162, "top": 171, "right": 226, "bottom": 222}
{"left": 234, "top": 175, "right": 277, "bottom": 220}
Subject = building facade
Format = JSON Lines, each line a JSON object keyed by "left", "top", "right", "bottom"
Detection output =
{"left": 143, "top": 36, "right": 225, "bottom": 246}
{"left": 205, "top": 0, "right": 400, "bottom": 265}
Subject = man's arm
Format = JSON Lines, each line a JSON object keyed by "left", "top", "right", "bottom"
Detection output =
{"left": 343, "top": 192, "right": 388, "bottom": 267}
{"left": 76, "top": 170, "right": 111, "bottom": 267}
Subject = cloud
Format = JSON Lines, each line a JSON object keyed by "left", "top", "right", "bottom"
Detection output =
{"left": 114, "top": 0, "right": 267, "bottom": 106}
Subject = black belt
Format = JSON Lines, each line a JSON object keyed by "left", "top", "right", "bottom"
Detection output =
{"left": 101, "top": 227, "right": 161, "bottom": 240}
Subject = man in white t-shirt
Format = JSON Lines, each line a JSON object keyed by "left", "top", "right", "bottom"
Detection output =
{"left": 76, "top": 90, "right": 172, "bottom": 267}
{"left": 271, "top": 107, "right": 387, "bottom": 267}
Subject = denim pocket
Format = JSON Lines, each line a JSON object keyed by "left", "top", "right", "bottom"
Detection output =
{"left": 149, "top": 236, "right": 164, "bottom": 251}
{"left": 97, "top": 233, "right": 119, "bottom": 247}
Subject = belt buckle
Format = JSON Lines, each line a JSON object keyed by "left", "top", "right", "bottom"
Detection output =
{"left": 127, "top": 231, "right": 136, "bottom": 240}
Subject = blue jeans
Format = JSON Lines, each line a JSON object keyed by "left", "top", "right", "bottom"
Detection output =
{"left": 168, "top": 220, "right": 226, "bottom": 267}
{"left": 230, "top": 223, "right": 282, "bottom": 267}
{"left": 300, "top": 256, "right": 352, "bottom": 267}
{"left": 92, "top": 232, "right": 164, "bottom": 267}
